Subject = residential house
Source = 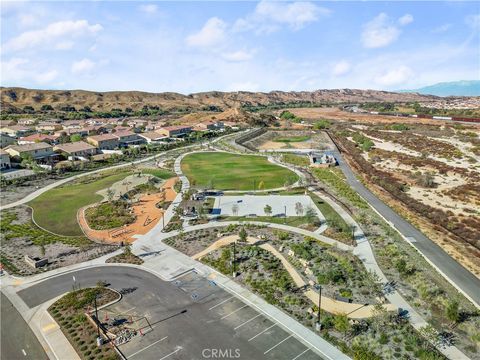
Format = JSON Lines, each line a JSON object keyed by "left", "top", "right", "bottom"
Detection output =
{"left": 0, "top": 125, "right": 35, "bottom": 138}
{"left": 0, "top": 149, "right": 11, "bottom": 169}
{"left": 156, "top": 125, "right": 192, "bottom": 138}
{"left": 36, "top": 121, "right": 62, "bottom": 132}
{"left": 17, "top": 118, "right": 37, "bottom": 126}
{"left": 196, "top": 121, "right": 224, "bottom": 131}
{"left": 55, "top": 128, "right": 89, "bottom": 138}
{"left": 18, "top": 133, "right": 60, "bottom": 145}
{"left": 0, "top": 133, "right": 16, "bottom": 148}
{"left": 54, "top": 141, "right": 97, "bottom": 158}
{"left": 87, "top": 134, "right": 119, "bottom": 150}
{"left": 4, "top": 142, "right": 55, "bottom": 162}
{"left": 61, "top": 120, "right": 83, "bottom": 129}
{"left": 114, "top": 130, "right": 143, "bottom": 146}
{"left": 138, "top": 131, "right": 168, "bottom": 144}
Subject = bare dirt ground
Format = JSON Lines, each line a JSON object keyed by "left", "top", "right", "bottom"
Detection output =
{"left": 78, "top": 177, "right": 178, "bottom": 243}
{"left": 248, "top": 129, "right": 334, "bottom": 151}
{"left": 289, "top": 107, "right": 480, "bottom": 126}
{"left": 0, "top": 176, "right": 62, "bottom": 205}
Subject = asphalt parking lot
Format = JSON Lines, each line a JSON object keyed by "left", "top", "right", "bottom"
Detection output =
{"left": 108, "top": 271, "right": 323, "bottom": 360}
{"left": 18, "top": 266, "right": 324, "bottom": 360}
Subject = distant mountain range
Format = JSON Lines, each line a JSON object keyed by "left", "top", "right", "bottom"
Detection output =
{"left": 400, "top": 80, "right": 480, "bottom": 97}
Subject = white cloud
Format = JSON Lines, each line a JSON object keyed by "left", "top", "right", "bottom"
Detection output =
{"left": 398, "top": 14, "right": 413, "bottom": 26}
{"left": 139, "top": 4, "right": 158, "bottom": 14}
{"left": 222, "top": 49, "right": 255, "bottom": 62}
{"left": 465, "top": 14, "right": 480, "bottom": 29}
{"left": 226, "top": 81, "right": 260, "bottom": 92}
{"left": 332, "top": 60, "right": 351, "bottom": 76}
{"left": 71, "top": 58, "right": 96, "bottom": 74}
{"left": 186, "top": 17, "right": 227, "bottom": 48}
{"left": 1, "top": 57, "right": 58, "bottom": 85}
{"left": 234, "top": 1, "right": 329, "bottom": 33}
{"left": 35, "top": 69, "right": 58, "bottom": 83}
{"left": 2, "top": 19, "right": 103, "bottom": 53}
{"left": 432, "top": 23, "right": 452, "bottom": 33}
{"left": 55, "top": 41, "right": 74, "bottom": 50}
{"left": 375, "top": 65, "right": 414, "bottom": 86}
{"left": 361, "top": 13, "right": 401, "bottom": 48}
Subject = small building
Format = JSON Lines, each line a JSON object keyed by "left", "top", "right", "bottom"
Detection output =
{"left": 54, "top": 141, "right": 97, "bottom": 158}
{"left": 138, "top": 131, "right": 168, "bottom": 144}
{"left": 61, "top": 120, "right": 83, "bottom": 129}
{"left": 156, "top": 125, "right": 192, "bottom": 138}
{"left": 55, "top": 128, "right": 89, "bottom": 137}
{"left": 18, "top": 133, "right": 60, "bottom": 145}
{"left": 36, "top": 122, "right": 62, "bottom": 132}
{"left": 0, "top": 149, "right": 11, "bottom": 169}
{"left": 309, "top": 153, "right": 337, "bottom": 168}
{"left": 0, "top": 125, "right": 35, "bottom": 138}
{"left": 114, "top": 130, "right": 143, "bottom": 146}
{"left": 87, "top": 134, "right": 119, "bottom": 150}
{"left": 0, "top": 133, "right": 16, "bottom": 148}
{"left": 196, "top": 121, "right": 224, "bottom": 131}
{"left": 4, "top": 142, "right": 55, "bottom": 161}
{"left": 17, "top": 118, "right": 37, "bottom": 126}
{"left": 24, "top": 255, "right": 48, "bottom": 268}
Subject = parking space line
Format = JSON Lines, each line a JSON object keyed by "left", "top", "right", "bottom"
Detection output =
{"left": 159, "top": 348, "right": 181, "bottom": 360}
{"left": 128, "top": 336, "right": 168, "bottom": 358}
{"left": 291, "top": 348, "right": 310, "bottom": 360}
{"left": 248, "top": 324, "right": 277, "bottom": 341}
{"left": 209, "top": 296, "right": 234, "bottom": 310}
{"left": 234, "top": 314, "right": 261, "bottom": 330}
{"left": 123, "top": 307, "right": 136, "bottom": 314}
{"left": 220, "top": 305, "right": 248, "bottom": 319}
{"left": 264, "top": 334, "right": 293, "bottom": 354}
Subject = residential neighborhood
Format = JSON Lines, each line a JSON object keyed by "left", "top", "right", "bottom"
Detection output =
{"left": 0, "top": 118, "right": 227, "bottom": 177}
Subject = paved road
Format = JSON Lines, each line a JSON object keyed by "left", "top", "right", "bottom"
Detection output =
{"left": 1, "top": 292, "right": 48, "bottom": 360}
{"left": 18, "top": 266, "right": 326, "bottom": 360}
{"left": 332, "top": 149, "right": 480, "bottom": 308}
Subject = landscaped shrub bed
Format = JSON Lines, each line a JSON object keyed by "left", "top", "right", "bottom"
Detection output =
{"left": 85, "top": 201, "right": 135, "bottom": 230}
{"left": 105, "top": 246, "right": 143, "bottom": 265}
{"left": 48, "top": 287, "right": 120, "bottom": 360}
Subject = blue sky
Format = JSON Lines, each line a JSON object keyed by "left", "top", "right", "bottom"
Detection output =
{"left": 1, "top": 1, "right": 479, "bottom": 93}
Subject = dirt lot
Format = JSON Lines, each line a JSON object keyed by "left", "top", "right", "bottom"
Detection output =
{"left": 288, "top": 107, "right": 480, "bottom": 126}
{"left": 246, "top": 129, "right": 335, "bottom": 151}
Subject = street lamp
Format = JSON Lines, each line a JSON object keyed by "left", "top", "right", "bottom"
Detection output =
{"left": 315, "top": 284, "right": 322, "bottom": 331}
{"left": 231, "top": 241, "right": 237, "bottom": 277}
{"left": 284, "top": 205, "right": 287, "bottom": 224}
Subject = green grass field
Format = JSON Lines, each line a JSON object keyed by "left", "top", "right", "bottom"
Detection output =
{"left": 141, "top": 168, "right": 175, "bottom": 179}
{"left": 181, "top": 152, "right": 298, "bottom": 191}
{"left": 273, "top": 136, "right": 310, "bottom": 143}
{"left": 29, "top": 170, "right": 132, "bottom": 236}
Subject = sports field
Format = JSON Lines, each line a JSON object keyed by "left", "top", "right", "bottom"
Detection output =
{"left": 29, "top": 170, "right": 132, "bottom": 236}
{"left": 181, "top": 152, "right": 298, "bottom": 191}
{"left": 273, "top": 135, "right": 311, "bottom": 143}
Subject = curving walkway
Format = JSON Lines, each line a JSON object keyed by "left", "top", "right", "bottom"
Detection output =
{"left": 192, "top": 234, "right": 396, "bottom": 319}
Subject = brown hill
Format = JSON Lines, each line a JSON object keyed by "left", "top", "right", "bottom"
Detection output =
{"left": 1, "top": 86, "right": 444, "bottom": 113}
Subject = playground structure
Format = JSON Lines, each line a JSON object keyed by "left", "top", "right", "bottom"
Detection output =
{"left": 78, "top": 177, "right": 178, "bottom": 243}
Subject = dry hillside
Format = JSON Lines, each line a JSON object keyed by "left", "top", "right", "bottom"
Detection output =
{"left": 1, "top": 87, "right": 444, "bottom": 113}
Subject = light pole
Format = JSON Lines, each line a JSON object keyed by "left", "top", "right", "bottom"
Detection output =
{"left": 315, "top": 284, "right": 322, "bottom": 331}
{"left": 232, "top": 241, "right": 237, "bottom": 277}
{"left": 284, "top": 205, "right": 287, "bottom": 224}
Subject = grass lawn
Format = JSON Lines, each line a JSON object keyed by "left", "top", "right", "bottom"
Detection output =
{"left": 181, "top": 152, "right": 298, "bottom": 191}
{"left": 29, "top": 170, "right": 132, "bottom": 236}
{"left": 141, "top": 168, "right": 175, "bottom": 179}
{"left": 273, "top": 136, "right": 311, "bottom": 143}
{"left": 85, "top": 201, "right": 135, "bottom": 230}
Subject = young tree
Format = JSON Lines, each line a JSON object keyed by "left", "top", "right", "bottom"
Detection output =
{"left": 295, "top": 202, "right": 304, "bottom": 216}
{"left": 264, "top": 204, "right": 272, "bottom": 216}
{"left": 257, "top": 180, "right": 265, "bottom": 191}
{"left": 232, "top": 204, "right": 239, "bottom": 216}
{"left": 445, "top": 300, "right": 460, "bottom": 324}
{"left": 238, "top": 227, "right": 247, "bottom": 243}
{"left": 107, "top": 188, "right": 115, "bottom": 202}
{"left": 304, "top": 206, "right": 317, "bottom": 224}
